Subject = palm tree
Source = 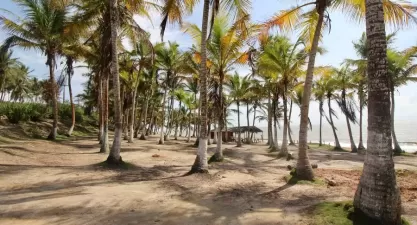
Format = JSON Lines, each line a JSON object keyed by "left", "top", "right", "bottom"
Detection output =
{"left": 353, "top": 0, "right": 401, "bottom": 223}
{"left": 260, "top": 36, "right": 307, "bottom": 157}
{"left": 160, "top": 0, "right": 250, "bottom": 174}
{"left": 186, "top": 14, "right": 249, "bottom": 161}
{"left": 1, "top": 0, "right": 76, "bottom": 140}
{"left": 313, "top": 78, "right": 326, "bottom": 146}
{"left": 387, "top": 49, "right": 417, "bottom": 155}
{"left": 334, "top": 66, "right": 358, "bottom": 152}
{"left": 265, "top": 0, "right": 417, "bottom": 181}
{"left": 227, "top": 73, "right": 251, "bottom": 147}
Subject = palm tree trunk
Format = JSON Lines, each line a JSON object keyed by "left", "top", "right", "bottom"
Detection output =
{"left": 271, "top": 97, "right": 279, "bottom": 151}
{"left": 267, "top": 95, "right": 272, "bottom": 146}
{"left": 391, "top": 89, "right": 402, "bottom": 154}
{"left": 190, "top": 0, "right": 209, "bottom": 174}
{"left": 100, "top": 75, "right": 109, "bottom": 153}
{"left": 250, "top": 105, "right": 257, "bottom": 140}
{"left": 354, "top": 1, "right": 401, "bottom": 222}
{"left": 128, "top": 89, "right": 137, "bottom": 143}
{"left": 288, "top": 99, "right": 295, "bottom": 145}
{"left": 123, "top": 109, "right": 129, "bottom": 140}
{"left": 346, "top": 114, "right": 358, "bottom": 152}
{"left": 174, "top": 101, "right": 181, "bottom": 140}
{"left": 146, "top": 105, "right": 154, "bottom": 136}
{"left": 159, "top": 88, "right": 168, "bottom": 144}
{"left": 166, "top": 95, "right": 174, "bottom": 139}
{"left": 328, "top": 97, "right": 342, "bottom": 149}
{"left": 107, "top": 0, "right": 123, "bottom": 164}
{"left": 237, "top": 101, "right": 242, "bottom": 147}
{"left": 358, "top": 82, "right": 365, "bottom": 152}
{"left": 98, "top": 75, "right": 103, "bottom": 142}
{"left": 67, "top": 57, "right": 75, "bottom": 137}
{"left": 187, "top": 109, "right": 192, "bottom": 142}
{"left": 296, "top": 1, "right": 328, "bottom": 180}
{"left": 246, "top": 102, "right": 250, "bottom": 144}
{"left": 139, "top": 97, "right": 149, "bottom": 140}
{"left": 319, "top": 101, "right": 323, "bottom": 146}
{"left": 280, "top": 88, "right": 288, "bottom": 157}
{"left": 47, "top": 55, "right": 58, "bottom": 140}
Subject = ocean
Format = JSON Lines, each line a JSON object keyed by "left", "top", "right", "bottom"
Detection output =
{"left": 253, "top": 121, "right": 417, "bottom": 153}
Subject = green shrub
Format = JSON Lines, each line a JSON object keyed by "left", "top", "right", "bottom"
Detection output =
{"left": 58, "top": 103, "right": 84, "bottom": 123}
{"left": 0, "top": 102, "right": 49, "bottom": 123}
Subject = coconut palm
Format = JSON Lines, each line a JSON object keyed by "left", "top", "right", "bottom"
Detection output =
{"left": 260, "top": 36, "right": 308, "bottom": 157}
{"left": 0, "top": 0, "right": 77, "bottom": 140}
{"left": 160, "top": 0, "right": 250, "bottom": 174}
{"left": 334, "top": 66, "right": 358, "bottom": 152}
{"left": 354, "top": 0, "right": 402, "bottom": 222}
{"left": 387, "top": 49, "right": 417, "bottom": 155}
{"left": 227, "top": 73, "right": 251, "bottom": 147}
{"left": 185, "top": 14, "right": 249, "bottom": 161}
{"left": 313, "top": 78, "right": 326, "bottom": 146}
{"left": 265, "top": 0, "right": 417, "bottom": 180}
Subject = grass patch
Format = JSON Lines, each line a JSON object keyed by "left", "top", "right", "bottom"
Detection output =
{"left": 399, "top": 152, "right": 417, "bottom": 157}
{"left": 310, "top": 201, "right": 410, "bottom": 225}
{"left": 284, "top": 174, "right": 325, "bottom": 186}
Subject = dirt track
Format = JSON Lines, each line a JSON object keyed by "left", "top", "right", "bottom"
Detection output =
{"left": 0, "top": 135, "right": 416, "bottom": 225}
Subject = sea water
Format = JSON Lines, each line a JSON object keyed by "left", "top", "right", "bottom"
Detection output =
{"left": 255, "top": 120, "right": 417, "bottom": 153}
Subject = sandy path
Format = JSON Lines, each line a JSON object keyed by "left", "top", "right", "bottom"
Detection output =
{"left": 0, "top": 136, "right": 416, "bottom": 225}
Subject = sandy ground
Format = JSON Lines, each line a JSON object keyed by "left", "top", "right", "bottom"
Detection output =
{"left": 0, "top": 135, "right": 416, "bottom": 225}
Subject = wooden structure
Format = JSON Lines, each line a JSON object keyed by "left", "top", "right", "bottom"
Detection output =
{"left": 210, "top": 126, "right": 262, "bottom": 142}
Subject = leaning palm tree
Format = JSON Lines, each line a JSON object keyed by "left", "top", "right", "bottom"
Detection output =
{"left": 0, "top": 0, "right": 76, "bottom": 140}
{"left": 265, "top": 0, "right": 417, "bottom": 180}
{"left": 354, "top": 0, "right": 402, "bottom": 223}
{"left": 334, "top": 66, "right": 358, "bottom": 152}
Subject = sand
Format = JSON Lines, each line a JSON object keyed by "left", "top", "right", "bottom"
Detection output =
{"left": 0, "top": 135, "right": 416, "bottom": 225}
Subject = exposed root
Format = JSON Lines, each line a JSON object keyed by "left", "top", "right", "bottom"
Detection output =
{"left": 208, "top": 154, "right": 224, "bottom": 164}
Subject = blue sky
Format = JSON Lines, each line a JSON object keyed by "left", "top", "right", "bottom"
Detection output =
{"left": 1, "top": 0, "right": 417, "bottom": 127}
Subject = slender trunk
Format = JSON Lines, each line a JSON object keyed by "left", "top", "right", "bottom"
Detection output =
{"left": 250, "top": 105, "right": 256, "bottom": 140}
{"left": 296, "top": 2, "right": 327, "bottom": 180}
{"left": 391, "top": 89, "right": 402, "bottom": 154}
{"left": 98, "top": 75, "right": 103, "bottom": 142}
{"left": 236, "top": 101, "right": 242, "bottom": 147}
{"left": 207, "top": 122, "right": 211, "bottom": 145}
{"left": 288, "top": 99, "right": 295, "bottom": 145}
{"left": 271, "top": 97, "right": 279, "bottom": 151}
{"left": 328, "top": 97, "right": 341, "bottom": 149}
{"left": 187, "top": 109, "right": 192, "bottom": 142}
{"left": 174, "top": 101, "right": 181, "bottom": 140}
{"left": 246, "top": 102, "right": 250, "bottom": 144}
{"left": 267, "top": 95, "right": 272, "bottom": 146}
{"left": 100, "top": 76, "right": 109, "bottom": 153}
{"left": 67, "top": 57, "right": 75, "bottom": 137}
{"left": 47, "top": 55, "right": 58, "bottom": 140}
{"left": 358, "top": 82, "right": 365, "bottom": 152}
{"left": 123, "top": 109, "right": 129, "bottom": 140}
{"left": 107, "top": 0, "right": 123, "bottom": 164}
{"left": 159, "top": 88, "right": 168, "bottom": 144}
{"left": 319, "top": 101, "right": 323, "bottom": 146}
{"left": 354, "top": 0, "right": 401, "bottom": 222}
{"left": 146, "top": 106, "right": 154, "bottom": 136}
{"left": 346, "top": 114, "right": 357, "bottom": 152}
{"left": 190, "top": 0, "right": 209, "bottom": 174}
{"left": 128, "top": 89, "right": 137, "bottom": 143}
{"left": 139, "top": 97, "right": 149, "bottom": 140}
{"left": 213, "top": 122, "right": 217, "bottom": 144}
{"left": 166, "top": 95, "right": 174, "bottom": 138}
{"left": 280, "top": 87, "right": 288, "bottom": 157}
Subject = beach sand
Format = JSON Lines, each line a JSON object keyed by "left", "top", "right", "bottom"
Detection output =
{"left": 0, "top": 135, "right": 416, "bottom": 225}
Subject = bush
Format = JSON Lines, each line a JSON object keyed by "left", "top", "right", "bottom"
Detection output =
{"left": 58, "top": 103, "right": 84, "bottom": 123}
{"left": 0, "top": 102, "right": 49, "bottom": 124}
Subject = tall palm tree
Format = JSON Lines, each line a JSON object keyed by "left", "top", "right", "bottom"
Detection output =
{"left": 1, "top": 0, "right": 75, "bottom": 140}
{"left": 160, "top": 0, "right": 250, "bottom": 174}
{"left": 265, "top": 0, "right": 417, "bottom": 181}
{"left": 260, "top": 36, "right": 307, "bottom": 157}
{"left": 313, "top": 78, "right": 326, "bottom": 146}
{"left": 334, "top": 66, "right": 358, "bottom": 152}
{"left": 354, "top": 0, "right": 402, "bottom": 223}
{"left": 387, "top": 49, "right": 417, "bottom": 155}
{"left": 227, "top": 73, "right": 251, "bottom": 147}
{"left": 185, "top": 14, "right": 249, "bottom": 161}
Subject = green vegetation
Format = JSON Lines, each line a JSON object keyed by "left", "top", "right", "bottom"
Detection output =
{"left": 310, "top": 201, "right": 411, "bottom": 225}
{"left": 0, "top": 102, "right": 49, "bottom": 123}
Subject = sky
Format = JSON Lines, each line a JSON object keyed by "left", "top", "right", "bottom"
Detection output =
{"left": 1, "top": 0, "right": 417, "bottom": 128}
